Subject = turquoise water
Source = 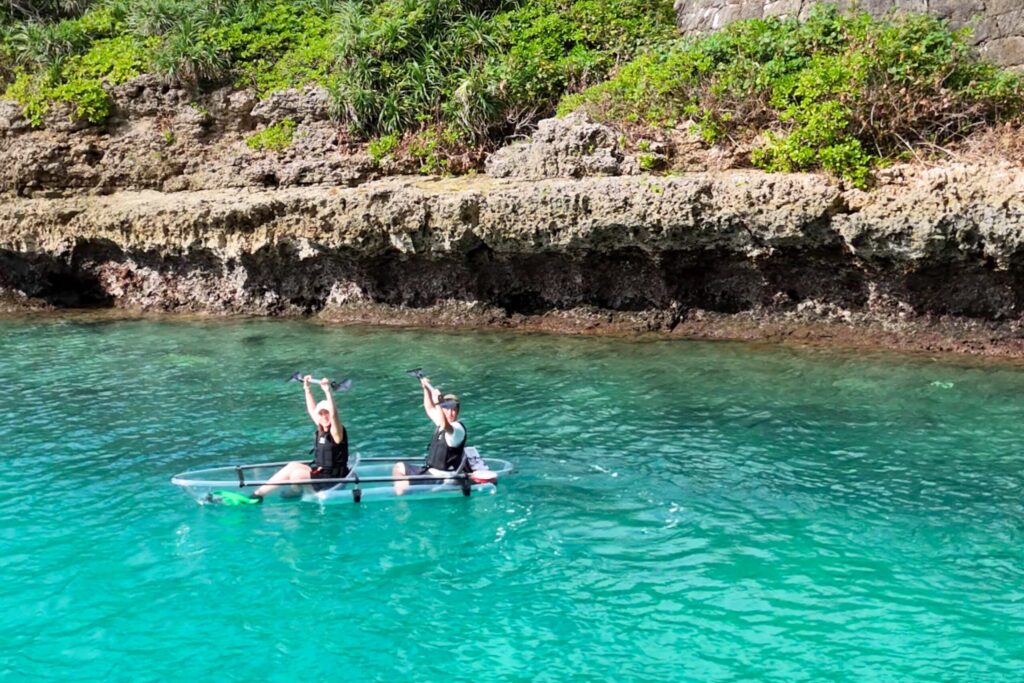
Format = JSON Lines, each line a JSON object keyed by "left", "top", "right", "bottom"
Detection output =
{"left": 1, "top": 318, "right": 1023, "bottom": 681}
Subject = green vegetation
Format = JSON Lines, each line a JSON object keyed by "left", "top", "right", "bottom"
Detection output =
{"left": 245, "top": 117, "right": 297, "bottom": 151}
{"left": 367, "top": 132, "right": 398, "bottom": 162}
{"left": 1, "top": 0, "right": 674, "bottom": 139}
{"left": 562, "top": 6, "right": 1024, "bottom": 186}
{"left": 2, "top": 1, "right": 95, "bottom": 23}
{"left": 2, "top": 2, "right": 1021, "bottom": 183}
{"left": 1, "top": 6, "right": 151, "bottom": 124}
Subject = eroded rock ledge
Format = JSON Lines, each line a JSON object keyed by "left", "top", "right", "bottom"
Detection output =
{"left": 4, "top": 80, "right": 1024, "bottom": 356}
{"left": 2, "top": 164, "right": 1024, "bottom": 353}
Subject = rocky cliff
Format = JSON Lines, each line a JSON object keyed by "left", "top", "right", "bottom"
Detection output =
{"left": 3, "top": 77, "right": 1024, "bottom": 355}
{"left": 674, "top": 0, "right": 1024, "bottom": 69}
{"left": 3, "top": 146, "right": 1024, "bottom": 336}
{"left": 0, "top": 78, "right": 378, "bottom": 197}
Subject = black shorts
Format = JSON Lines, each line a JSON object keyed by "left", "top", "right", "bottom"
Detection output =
{"left": 309, "top": 465, "right": 349, "bottom": 492}
{"left": 400, "top": 462, "right": 448, "bottom": 486}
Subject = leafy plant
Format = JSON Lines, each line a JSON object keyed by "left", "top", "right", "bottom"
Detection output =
{"left": 638, "top": 153, "right": 658, "bottom": 171}
{"left": 406, "top": 125, "right": 461, "bottom": 174}
{"left": 3, "top": 11, "right": 147, "bottom": 125}
{"left": 245, "top": 117, "right": 297, "bottom": 152}
{"left": 53, "top": 74, "right": 109, "bottom": 120}
{"left": 5, "top": 71, "right": 52, "bottom": 125}
{"left": 563, "top": 5, "right": 1024, "bottom": 186}
{"left": 2, "top": 0, "right": 676, "bottom": 146}
{"left": 368, "top": 132, "right": 399, "bottom": 162}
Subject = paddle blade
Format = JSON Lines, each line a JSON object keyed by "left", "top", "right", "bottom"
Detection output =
{"left": 405, "top": 368, "right": 424, "bottom": 379}
{"left": 334, "top": 378, "right": 353, "bottom": 393}
{"left": 288, "top": 371, "right": 303, "bottom": 383}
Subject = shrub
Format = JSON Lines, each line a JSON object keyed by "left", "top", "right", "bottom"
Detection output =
{"left": 5, "top": 71, "right": 51, "bottom": 125}
{"left": 207, "top": 1, "right": 335, "bottom": 95}
{"left": 368, "top": 132, "right": 399, "bottom": 162}
{"left": 327, "top": 0, "right": 504, "bottom": 139}
{"left": 482, "top": 0, "right": 675, "bottom": 134}
{"left": 2, "top": 0, "right": 676, "bottom": 144}
{"left": 4, "top": 31, "right": 147, "bottom": 124}
{"left": 2, "top": 0, "right": 99, "bottom": 23}
{"left": 406, "top": 125, "right": 461, "bottom": 174}
{"left": 2, "top": 4, "right": 119, "bottom": 71}
{"left": 325, "top": 0, "right": 675, "bottom": 141}
{"left": 563, "top": 6, "right": 1024, "bottom": 186}
{"left": 246, "top": 117, "right": 297, "bottom": 152}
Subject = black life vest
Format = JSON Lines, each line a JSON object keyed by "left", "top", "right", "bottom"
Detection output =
{"left": 425, "top": 422, "right": 466, "bottom": 472}
{"left": 313, "top": 426, "right": 349, "bottom": 477}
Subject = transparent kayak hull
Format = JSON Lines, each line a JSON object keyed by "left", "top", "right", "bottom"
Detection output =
{"left": 170, "top": 448, "right": 513, "bottom": 505}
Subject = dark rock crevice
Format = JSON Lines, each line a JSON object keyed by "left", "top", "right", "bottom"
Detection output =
{"left": 0, "top": 248, "right": 112, "bottom": 307}
{"left": 4, "top": 240, "right": 1024, "bottom": 325}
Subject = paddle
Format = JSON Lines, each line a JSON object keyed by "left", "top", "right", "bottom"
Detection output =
{"left": 288, "top": 373, "right": 353, "bottom": 393}
{"left": 406, "top": 368, "right": 458, "bottom": 409}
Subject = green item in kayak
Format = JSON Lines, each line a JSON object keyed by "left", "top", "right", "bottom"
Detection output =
{"left": 205, "top": 490, "right": 263, "bottom": 506}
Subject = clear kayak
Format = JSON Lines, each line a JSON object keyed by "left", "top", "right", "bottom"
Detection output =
{"left": 170, "top": 448, "right": 514, "bottom": 505}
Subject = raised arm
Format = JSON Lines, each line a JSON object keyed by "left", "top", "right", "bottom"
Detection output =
{"left": 421, "top": 377, "right": 444, "bottom": 428}
{"left": 303, "top": 374, "right": 318, "bottom": 422}
{"left": 320, "top": 378, "right": 345, "bottom": 443}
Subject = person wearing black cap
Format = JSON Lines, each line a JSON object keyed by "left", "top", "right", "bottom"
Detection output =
{"left": 392, "top": 376, "right": 466, "bottom": 495}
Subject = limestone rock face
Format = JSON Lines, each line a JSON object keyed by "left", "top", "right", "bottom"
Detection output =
{"left": 3, "top": 77, "right": 1024, "bottom": 343}
{"left": 0, "top": 76, "right": 375, "bottom": 198}
{"left": 485, "top": 112, "right": 632, "bottom": 179}
{"left": 3, "top": 164, "right": 1024, "bottom": 326}
{"left": 0, "top": 100, "right": 30, "bottom": 135}
{"left": 108, "top": 73, "right": 195, "bottom": 121}
{"left": 250, "top": 86, "right": 333, "bottom": 125}
{"left": 674, "top": 0, "right": 1024, "bottom": 69}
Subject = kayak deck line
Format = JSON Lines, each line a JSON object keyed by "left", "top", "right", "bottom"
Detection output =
{"left": 170, "top": 447, "right": 514, "bottom": 505}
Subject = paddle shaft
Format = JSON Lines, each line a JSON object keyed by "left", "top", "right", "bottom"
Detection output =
{"left": 289, "top": 376, "right": 349, "bottom": 392}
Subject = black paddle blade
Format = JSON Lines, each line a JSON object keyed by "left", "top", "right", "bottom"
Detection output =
{"left": 288, "top": 371, "right": 303, "bottom": 383}
{"left": 406, "top": 368, "right": 425, "bottom": 379}
{"left": 334, "top": 378, "right": 353, "bottom": 393}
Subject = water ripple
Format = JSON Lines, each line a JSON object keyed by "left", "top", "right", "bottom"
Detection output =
{"left": 1, "top": 320, "right": 1024, "bottom": 680}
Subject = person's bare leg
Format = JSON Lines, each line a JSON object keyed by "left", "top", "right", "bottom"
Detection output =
{"left": 254, "top": 462, "right": 311, "bottom": 498}
{"left": 393, "top": 462, "right": 411, "bottom": 496}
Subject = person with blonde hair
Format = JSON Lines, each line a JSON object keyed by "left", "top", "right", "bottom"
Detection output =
{"left": 249, "top": 375, "right": 350, "bottom": 501}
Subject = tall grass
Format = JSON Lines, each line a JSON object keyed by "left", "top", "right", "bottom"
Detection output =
{"left": 2, "top": 0, "right": 97, "bottom": 23}
{"left": 6, "top": 0, "right": 1017, "bottom": 183}
{"left": 1, "top": 0, "right": 675, "bottom": 140}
